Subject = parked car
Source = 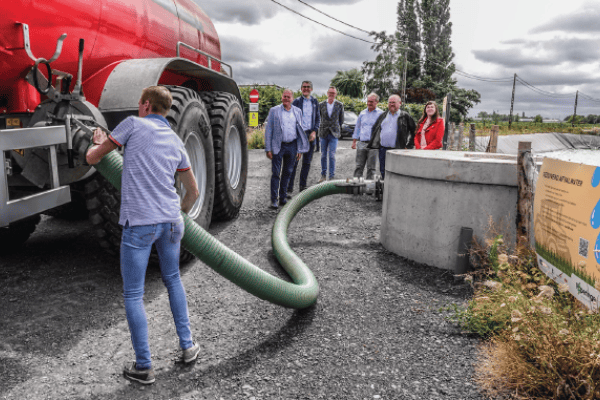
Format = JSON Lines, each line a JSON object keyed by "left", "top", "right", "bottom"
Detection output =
{"left": 340, "top": 111, "right": 358, "bottom": 139}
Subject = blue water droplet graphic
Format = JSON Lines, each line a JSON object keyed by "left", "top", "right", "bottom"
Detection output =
{"left": 593, "top": 198, "right": 600, "bottom": 229}
{"left": 593, "top": 167, "right": 600, "bottom": 188}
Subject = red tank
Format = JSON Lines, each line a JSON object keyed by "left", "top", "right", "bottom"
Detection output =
{"left": 0, "top": 0, "right": 222, "bottom": 113}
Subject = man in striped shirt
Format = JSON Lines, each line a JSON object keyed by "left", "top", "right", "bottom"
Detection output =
{"left": 87, "top": 86, "right": 200, "bottom": 384}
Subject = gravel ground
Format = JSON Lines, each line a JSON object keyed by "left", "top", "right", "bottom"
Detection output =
{"left": 0, "top": 142, "right": 487, "bottom": 399}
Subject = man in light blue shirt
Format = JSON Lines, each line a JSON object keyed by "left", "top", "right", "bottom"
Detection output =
{"left": 351, "top": 93, "right": 383, "bottom": 180}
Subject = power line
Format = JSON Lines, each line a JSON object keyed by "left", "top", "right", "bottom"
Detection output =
{"left": 268, "top": 0, "right": 375, "bottom": 44}
{"left": 579, "top": 92, "right": 600, "bottom": 104}
{"left": 269, "top": 0, "right": 600, "bottom": 102}
{"left": 516, "top": 77, "right": 575, "bottom": 99}
{"left": 396, "top": 45, "right": 514, "bottom": 83}
{"left": 294, "top": 0, "right": 371, "bottom": 34}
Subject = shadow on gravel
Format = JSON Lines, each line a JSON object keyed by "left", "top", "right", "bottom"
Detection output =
{"left": 0, "top": 357, "right": 31, "bottom": 395}
{"left": 92, "top": 306, "right": 316, "bottom": 399}
{"left": 0, "top": 217, "right": 194, "bottom": 358}
{"left": 372, "top": 246, "right": 473, "bottom": 299}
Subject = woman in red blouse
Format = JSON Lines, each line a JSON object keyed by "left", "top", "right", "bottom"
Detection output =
{"left": 415, "top": 101, "right": 444, "bottom": 150}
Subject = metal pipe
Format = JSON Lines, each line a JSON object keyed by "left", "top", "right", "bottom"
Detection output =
{"left": 455, "top": 227, "right": 473, "bottom": 274}
{"left": 73, "top": 39, "right": 85, "bottom": 95}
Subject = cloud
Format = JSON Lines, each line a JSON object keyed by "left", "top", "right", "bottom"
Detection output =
{"left": 220, "top": 33, "right": 375, "bottom": 93}
{"left": 530, "top": 1, "right": 600, "bottom": 33}
{"left": 473, "top": 37, "right": 600, "bottom": 68}
{"left": 457, "top": 71, "right": 600, "bottom": 119}
{"left": 195, "top": 0, "right": 280, "bottom": 25}
{"left": 196, "top": 0, "right": 364, "bottom": 26}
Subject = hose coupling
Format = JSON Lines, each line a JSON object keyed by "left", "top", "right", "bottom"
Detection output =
{"left": 334, "top": 176, "right": 384, "bottom": 199}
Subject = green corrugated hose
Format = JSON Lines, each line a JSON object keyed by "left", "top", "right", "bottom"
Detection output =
{"left": 94, "top": 150, "right": 346, "bottom": 309}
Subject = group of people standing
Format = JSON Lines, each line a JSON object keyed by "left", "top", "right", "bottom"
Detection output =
{"left": 265, "top": 82, "right": 446, "bottom": 209}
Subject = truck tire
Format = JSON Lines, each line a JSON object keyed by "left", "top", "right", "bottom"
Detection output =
{"left": 85, "top": 86, "right": 215, "bottom": 261}
{"left": 43, "top": 178, "right": 91, "bottom": 220}
{"left": 167, "top": 86, "right": 215, "bottom": 230}
{"left": 200, "top": 91, "right": 247, "bottom": 221}
{"left": 0, "top": 214, "right": 41, "bottom": 253}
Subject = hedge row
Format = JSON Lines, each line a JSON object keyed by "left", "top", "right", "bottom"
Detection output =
{"left": 239, "top": 87, "right": 425, "bottom": 125}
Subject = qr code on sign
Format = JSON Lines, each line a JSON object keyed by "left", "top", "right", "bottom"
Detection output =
{"left": 579, "top": 238, "right": 589, "bottom": 258}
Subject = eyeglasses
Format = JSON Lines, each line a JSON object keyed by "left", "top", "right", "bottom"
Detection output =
{"left": 301, "top": 86, "right": 311, "bottom": 89}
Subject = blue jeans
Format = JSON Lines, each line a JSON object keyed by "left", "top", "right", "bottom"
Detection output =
{"left": 271, "top": 140, "right": 297, "bottom": 202}
{"left": 121, "top": 221, "right": 193, "bottom": 369}
{"left": 320, "top": 134, "right": 338, "bottom": 179}
{"left": 379, "top": 147, "right": 390, "bottom": 180}
{"left": 288, "top": 135, "right": 315, "bottom": 191}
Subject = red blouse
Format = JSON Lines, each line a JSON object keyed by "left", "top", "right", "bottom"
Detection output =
{"left": 415, "top": 118, "right": 444, "bottom": 150}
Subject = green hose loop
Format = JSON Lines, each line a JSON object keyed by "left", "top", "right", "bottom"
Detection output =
{"left": 93, "top": 150, "right": 345, "bottom": 309}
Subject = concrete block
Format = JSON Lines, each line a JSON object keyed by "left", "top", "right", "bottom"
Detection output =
{"left": 381, "top": 150, "right": 519, "bottom": 270}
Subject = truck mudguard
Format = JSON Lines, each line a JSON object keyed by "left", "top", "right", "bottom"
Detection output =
{"left": 98, "top": 58, "right": 242, "bottom": 114}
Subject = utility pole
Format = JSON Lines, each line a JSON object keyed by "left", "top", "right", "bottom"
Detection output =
{"left": 401, "top": 47, "right": 408, "bottom": 108}
{"left": 442, "top": 93, "right": 452, "bottom": 150}
{"left": 572, "top": 90, "right": 579, "bottom": 127}
{"left": 508, "top": 73, "right": 517, "bottom": 129}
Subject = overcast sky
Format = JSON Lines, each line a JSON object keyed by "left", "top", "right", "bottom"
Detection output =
{"left": 200, "top": 0, "right": 600, "bottom": 119}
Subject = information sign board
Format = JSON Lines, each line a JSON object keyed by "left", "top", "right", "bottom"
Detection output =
{"left": 534, "top": 157, "right": 600, "bottom": 309}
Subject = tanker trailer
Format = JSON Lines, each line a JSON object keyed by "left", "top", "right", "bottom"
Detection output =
{"left": 0, "top": 0, "right": 247, "bottom": 258}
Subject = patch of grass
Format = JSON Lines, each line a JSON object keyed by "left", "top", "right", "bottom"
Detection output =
{"left": 247, "top": 127, "right": 265, "bottom": 150}
{"left": 446, "top": 235, "right": 600, "bottom": 399}
{"left": 471, "top": 121, "right": 600, "bottom": 136}
{"left": 535, "top": 242, "right": 596, "bottom": 287}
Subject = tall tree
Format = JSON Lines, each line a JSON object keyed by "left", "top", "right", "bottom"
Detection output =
{"left": 363, "top": 31, "right": 398, "bottom": 99}
{"left": 420, "top": 0, "right": 455, "bottom": 91}
{"left": 363, "top": 0, "right": 480, "bottom": 120}
{"left": 330, "top": 68, "right": 364, "bottom": 98}
{"left": 396, "top": 0, "right": 421, "bottom": 91}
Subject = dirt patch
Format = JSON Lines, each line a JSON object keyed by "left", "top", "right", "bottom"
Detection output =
{"left": 0, "top": 143, "right": 486, "bottom": 399}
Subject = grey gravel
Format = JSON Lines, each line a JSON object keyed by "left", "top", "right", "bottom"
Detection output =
{"left": 0, "top": 146, "right": 491, "bottom": 399}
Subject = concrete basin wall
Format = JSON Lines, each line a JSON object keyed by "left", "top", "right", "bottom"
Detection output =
{"left": 381, "top": 150, "right": 519, "bottom": 270}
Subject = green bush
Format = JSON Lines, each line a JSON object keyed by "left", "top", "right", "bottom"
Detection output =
{"left": 247, "top": 128, "right": 265, "bottom": 150}
{"left": 239, "top": 86, "right": 425, "bottom": 125}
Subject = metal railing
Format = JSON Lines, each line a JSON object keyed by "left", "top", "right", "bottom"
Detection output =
{"left": 176, "top": 41, "right": 233, "bottom": 77}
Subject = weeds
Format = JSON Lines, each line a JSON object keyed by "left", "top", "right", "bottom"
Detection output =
{"left": 247, "top": 127, "right": 265, "bottom": 150}
{"left": 445, "top": 235, "right": 600, "bottom": 399}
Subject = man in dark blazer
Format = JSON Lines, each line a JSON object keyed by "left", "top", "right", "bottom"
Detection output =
{"left": 367, "top": 94, "right": 416, "bottom": 180}
{"left": 318, "top": 86, "right": 344, "bottom": 182}
{"left": 287, "top": 81, "right": 321, "bottom": 196}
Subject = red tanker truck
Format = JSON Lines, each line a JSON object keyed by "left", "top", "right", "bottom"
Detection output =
{"left": 0, "top": 0, "right": 247, "bottom": 258}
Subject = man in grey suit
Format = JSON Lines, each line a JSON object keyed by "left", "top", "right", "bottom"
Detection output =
{"left": 318, "top": 86, "right": 344, "bottom": 182}
{"left": 265, "top": 89, "right": 309, "bottom": 209}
